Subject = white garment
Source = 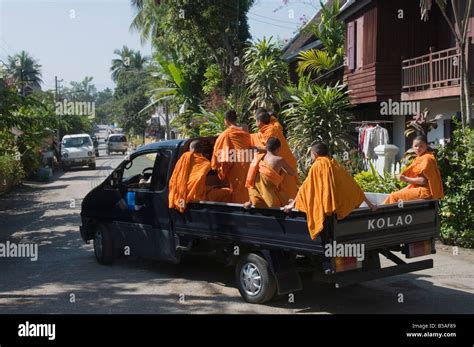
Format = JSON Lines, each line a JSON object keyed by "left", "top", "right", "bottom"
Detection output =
{"left": 360, "top": 125, "right": 389, "bottom": 159}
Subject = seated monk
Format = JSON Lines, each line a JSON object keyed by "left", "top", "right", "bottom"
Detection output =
{"left": 244, "top": 137, "right": 297, "bottom": 209}
{"left": 282, "top": 143, "right": 376, "bottom": 240}
{"left": 211, "top": 110, "right": 253, "bottom": 204}
{"left": 251, "top": 109, "right": 298, "bottom": 199}
{"left": 169, "top": 140, "right": 231, "bottom": 213}
{"left": 384, "top": 135, "right": 444, "bottom": 204}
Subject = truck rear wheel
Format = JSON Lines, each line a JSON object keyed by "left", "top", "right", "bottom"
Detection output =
{"left": 94, "top": 224, "right": 114, "bottom": 265}
{"left": 235, "top": 253, "right": 276, "bottom": 304}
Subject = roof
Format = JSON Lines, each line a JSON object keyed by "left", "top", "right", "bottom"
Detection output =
{"left": 62, "top": 134, "right": 91, "bottom": 138}
{"left": 135, "top": 139, "right": 184, "bottom": 153}
{"left": 282, "top": 0, "right": 347, "bottom": 62}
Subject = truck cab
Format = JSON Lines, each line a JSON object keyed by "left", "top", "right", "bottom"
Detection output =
{"left": 61, "top": 134, "right": 96, "bottom": 171}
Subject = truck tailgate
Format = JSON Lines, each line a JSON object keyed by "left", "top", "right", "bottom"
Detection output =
{"left": 333, "top": 200, "right": 440, "bottom": 250}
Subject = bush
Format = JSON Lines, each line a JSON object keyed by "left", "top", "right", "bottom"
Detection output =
{"left": 354, "top": 163, "right": 407, "bottom": 193}
{"left": 436, "top": 120, "right": 474, "bottom": 248}
{"left": 0, "top": 153, "right": 25, "bottom": 186}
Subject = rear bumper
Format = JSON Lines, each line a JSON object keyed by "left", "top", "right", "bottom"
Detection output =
{"left": 313, "top": 259, "right": 433, "bottom": 288}
{"left": 62, "top": 157, "right": 95, "bottom": 166}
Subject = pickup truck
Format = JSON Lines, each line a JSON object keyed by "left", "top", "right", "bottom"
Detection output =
{"left": 80, "top": 138, "right": 440, "bottom": 304}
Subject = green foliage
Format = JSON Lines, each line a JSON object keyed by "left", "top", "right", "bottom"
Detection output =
{"left": 297, "top": 0, "right": 344, "bottom": 78}
{"left": 202, "top": 64, "right": 223, "bottom": 95}
{"left": 110, "top": 46, "right": 149, "bottom": 82}
{"left": 243, "top": 37, "right": 287, "bottom": 110}
{"left": 436, "top": 119, "right": 474, "bottom": 248}
{"left": 192, "top": 107, "right": 226, "bottom": 137}
{"left": 354, "top": 163, "right": 407, "bottom": 193}
{"left": 0, "top": 152, "right": 24, "bottom": 185}
{"left": 282, "top": 78, "right": 352, "bottom": 174}
{"left": 405, "top": 108, "right": 443, "bottom": 138}
{"left": 6, "top": 51, "right": 43, "bottom": 90}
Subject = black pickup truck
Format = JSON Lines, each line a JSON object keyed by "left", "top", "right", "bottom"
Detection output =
{"left": 80, "top": 138, "right": 440, "bottom": 304}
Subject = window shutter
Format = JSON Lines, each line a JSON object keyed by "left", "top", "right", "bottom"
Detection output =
{"left": 347, "top": 21, "right": 355, "bottom": 70}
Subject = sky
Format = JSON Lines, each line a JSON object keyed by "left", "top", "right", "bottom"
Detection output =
{"left": 0, "top": 0, "right": 320, "bottom": 91}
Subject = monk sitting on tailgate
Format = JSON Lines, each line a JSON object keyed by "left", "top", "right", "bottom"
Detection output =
{"left": 243, "top": 137, "right": 297, "bottom": 209}
{"left": 384, "top": 135, "right": 444, "bottom": 204}
{"left": 282, "top": 143, "right": 377, "bottom": 240}
{"left": 169, "top": 140, "right": 231, "bottom": 213}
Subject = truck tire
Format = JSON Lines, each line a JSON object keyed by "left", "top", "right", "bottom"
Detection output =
{"left": 89, "top": 163, "right": 96, "bottom": 170}
{"left": 94, "top": 224, "right": 114, "bottom": 265}
{"left": 235, "top": 253, "right": 277, "bottom": 304}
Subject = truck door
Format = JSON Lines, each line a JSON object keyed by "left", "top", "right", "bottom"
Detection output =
{"left": 112, "top": 149, "right": 178, "bottom": 263}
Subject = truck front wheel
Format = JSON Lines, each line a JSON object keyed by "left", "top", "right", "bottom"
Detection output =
{"left": 94, "top": 225, "right": 114, "bottom": 265}
{"left": 235, "top": 253, "right": 276, "bottom": 304}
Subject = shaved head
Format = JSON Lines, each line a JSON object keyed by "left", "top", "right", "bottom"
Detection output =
{"left": 189, "top": 140, "right": 203, "bottom": 153}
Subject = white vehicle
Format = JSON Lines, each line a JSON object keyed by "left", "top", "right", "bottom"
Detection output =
{"left": 61, "top": 134, "right": 96, "bottom": 171}
{"left": 106, "top": 134, "right": 128, "bottom": 155}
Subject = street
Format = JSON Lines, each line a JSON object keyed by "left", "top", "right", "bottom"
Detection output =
{"left": 0, "top": 137, "right": 473, "bottom": 314}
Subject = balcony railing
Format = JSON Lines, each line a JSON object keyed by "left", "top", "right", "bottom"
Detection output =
{"left": 401, "top": 47, "right": 461, "bottom": 93}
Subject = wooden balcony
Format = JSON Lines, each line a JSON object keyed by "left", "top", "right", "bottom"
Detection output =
{"left": 401, "top": 46, "right": 471, "bottom": 101}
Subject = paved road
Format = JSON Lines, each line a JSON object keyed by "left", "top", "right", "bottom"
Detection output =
{"left": 0, "top": 141, "right": 473, "bottom": 314}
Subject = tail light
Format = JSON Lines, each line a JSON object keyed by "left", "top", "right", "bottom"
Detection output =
{"left": 335, "top": 257, "right": 363, "bottom": 273}
{"left": 406, "top": 240, "right": 433, "bottom": 258}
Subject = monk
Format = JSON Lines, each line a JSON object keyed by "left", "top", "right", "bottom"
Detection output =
{"left": 244, "top": 137, "right": 297, "bottom": 209}
{"left": 251, "top": 110, "right": 298, "bottom": 199}
{"left": 384, "top": 135, "right": 444, "bottom": 204}
{"left": 282, "top": 143, "right": 376, "bottom": 240}
{"left": 169, "top": 140, "right": 231, "bottom": 213}
{"left": 211, "top": 110, "right": 253, "bottom": 203}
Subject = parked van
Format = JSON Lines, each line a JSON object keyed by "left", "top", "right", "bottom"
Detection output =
{"left": 61, "top": 134, "right": 96, "bottom": 171}
{"left": 106, "top": 134, "right": 128, "bottom": 155}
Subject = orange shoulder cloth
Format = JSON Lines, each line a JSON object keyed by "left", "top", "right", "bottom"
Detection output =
{"left": 403, "top": 152, "right": 444, "bottom": 199}
{"left": 245, "top": 154, "right": 283, "bottom": 189}
{"left": 295, "top": 156, "right": 365, "bottom": 240}
{"left": 169, "top": 152, "right": 211, "bottom": 212}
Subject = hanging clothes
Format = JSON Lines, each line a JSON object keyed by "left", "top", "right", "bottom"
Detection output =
{"left": 358, "top": 124, "right": 389, "bottom": 159}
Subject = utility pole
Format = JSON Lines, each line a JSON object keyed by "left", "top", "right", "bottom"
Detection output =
{"left": 55, "top": 76, "right": 63, "bottom": 141}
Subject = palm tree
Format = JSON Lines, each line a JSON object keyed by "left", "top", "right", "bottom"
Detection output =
{"left": 130, "top": 0, "right": 164, "bottom": 44}
{"left": 110, "top": 46, "right": 149, "bottom": 82}
{"left": 6, "top": 51, "right": 42, "bottom": 92}
{"left": 296, "top": 0, "right": 344, "bottom": 78}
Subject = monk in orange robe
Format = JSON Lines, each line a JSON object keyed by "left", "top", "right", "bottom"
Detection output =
{"left": 251, "top": 109, "right": 298, "bottom": 199}
{"left": 169, "top": 140, "right": 231, "bottom": 212}
{"left": 282, "top": 143, "right": 376, "bottom": 240}
{"left": 244, "top": 137, "right": 297, "bottom": 209}
{"left": 211, "top": 110, "right": 253, "bottom": 203}
{"left": 384, "top": 135, "right": 444, "bottom": 204}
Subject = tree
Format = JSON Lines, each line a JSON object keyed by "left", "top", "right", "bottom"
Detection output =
{"left": 420, "top": 0, "right": 473, "bottom": 128}
{"left": 283, "top": 78, "right": 352, "bottom": 175}
{"left": 110, "top": 46, "right": 149, "bottom": 82}
{"left": 6, "top": 51, "right": 42, "bottom": 95}
{"left": 243, "top": 37, "right": 288, "bottom": 110}
{"left": 296, "top": 0, "right": 344, "bottom": 78}
{"left": 130, "top": 0, "right": 255, "bottom": 94}
{"left": 62, "top": 76, "right": 97, "bottom": 102}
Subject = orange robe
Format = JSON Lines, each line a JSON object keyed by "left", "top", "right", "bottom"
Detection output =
{"left": 245, "top": 153, "right": 288, "bottom": 208}
{"left": 211, "top": 126, "right": 252, "bottom": 203}
{"left": 295, "top": 156, "right": 365, "bottom": 240}
{"left": 169, "top": 152, "right": 231, "bottom": 212}
{"left": 384, "top": 152, "right": 444, "bottom": 204}
{"left": 251, "top": 120, "right": 298, "bottom": 199}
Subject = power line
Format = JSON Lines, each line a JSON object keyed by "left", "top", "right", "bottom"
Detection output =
{"left": 247, "top": 16, "right": 299, "bottom": 30}
{"left": 248, "top": 11, "right": 300, "bottom": 25}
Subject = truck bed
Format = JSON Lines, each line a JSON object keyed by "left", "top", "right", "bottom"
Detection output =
{"left": 171, "top": 199, "right": 440, "bottom": 255}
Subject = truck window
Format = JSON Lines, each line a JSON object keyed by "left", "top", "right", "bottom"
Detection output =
{"left": 122, "top": 152, "right": 157, "bottom": 187}
{"left": 153, "top": 149, "right": 172, "bottom": 192}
